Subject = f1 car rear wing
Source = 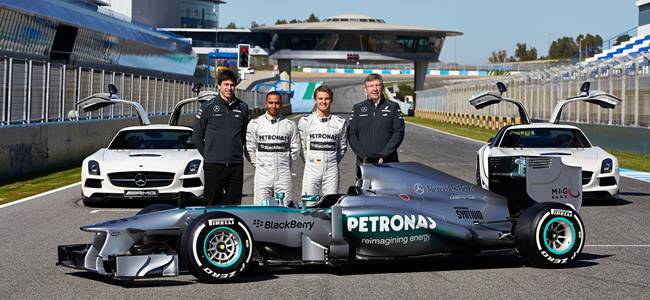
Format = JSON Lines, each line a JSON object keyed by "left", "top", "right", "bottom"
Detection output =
{"left": 76, "top": 84, "right": 150, "bottom": 126}
{"left": 469, "top": 82, "right": 531, "bottom": 124}
{"left": 168, "top": 83, "right": 218, "bottom": 126}
{"left": 549, "top": 82, "right": 622, "bottom": 124}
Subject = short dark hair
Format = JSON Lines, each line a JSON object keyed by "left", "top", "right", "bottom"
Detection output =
{"left": 218, "top": 70, "right": 238, "bottom": 85}
{"left": 313, "top": 85, "right": 333, "bottom": 100}
{"left": 266, "top": 91, "right": 282, "bottom": 102}
{"left": 364, "top": 73, "right": 384, "bottom": 86}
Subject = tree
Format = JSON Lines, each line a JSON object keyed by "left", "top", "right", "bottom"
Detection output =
{"left": 275, "top": 19, "right": 287, "bottom": 25}
{"left": 226, "top": 22, "right": 238, "bottom": 29}
{"left": 548, "top": 36, "right": 578, "bottom": 60}
{"left": 250, "top": 21, "right": 261, "bottom": 28}
{"left": 306, "top": 13, "right": 319, "bottom": 22}
{"left": 288, "top": 19, "right": 301, "bottom": 24}
{"left": 488, "top": 50, "right": 508, "bottom": 63}
{"left": 577, "top": 34, "right": 603, "bottom": 59}
{"left": 514, "top": 43, "right": 538, "bottom": 61}
{"left": 614, "top": 34, "right": 631, "bottom": 46}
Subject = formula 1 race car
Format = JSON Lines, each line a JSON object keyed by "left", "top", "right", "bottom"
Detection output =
{"left": 58, "top": 158, "right": 585, "bottom": 283}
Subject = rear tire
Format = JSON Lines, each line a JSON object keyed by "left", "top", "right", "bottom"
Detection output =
{"left": 514, "top": 202, "right": 585, "bottom": 267}
{"left": 180, "top": 212, "right": 254, "bottom": 282}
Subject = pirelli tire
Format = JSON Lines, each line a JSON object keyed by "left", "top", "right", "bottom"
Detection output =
{"left": 514, "top": 202, "right": 585, "bottom": 268}
{"left": 181, "top": 212, "right": 254, "bottom": 282}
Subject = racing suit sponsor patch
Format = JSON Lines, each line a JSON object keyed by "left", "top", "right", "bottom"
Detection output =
{"left": 258, "top": 143, "right": 288, "bottom": 152}
{"left": 310, "top": 141, "right": 336, "bottom": 151}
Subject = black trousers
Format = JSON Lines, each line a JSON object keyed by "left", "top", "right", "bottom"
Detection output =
{"left": 203, "top": 163, "right": 243, "bottom": 206}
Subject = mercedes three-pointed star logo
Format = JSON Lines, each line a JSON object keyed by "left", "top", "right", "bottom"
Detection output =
{"left": 134, "top": 173, "right": 147, "bottom": 187}
{"left": 413, "top": 183, "right": 425, "bottom": 195}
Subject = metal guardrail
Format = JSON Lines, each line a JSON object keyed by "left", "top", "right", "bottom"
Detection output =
{"left": 0, "top": 56, "right": 270, "bottom": 126}
{"left": 416, "top": 53, "right": 650, "bottom": 129}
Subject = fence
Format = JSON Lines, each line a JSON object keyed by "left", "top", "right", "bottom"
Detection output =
{"left": 0, "top": 56, "right": 292, "bottom": 127}
{"left": 415, "top": 53, "right": 650, "bottom": 130}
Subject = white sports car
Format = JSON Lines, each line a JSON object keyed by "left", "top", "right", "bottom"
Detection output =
{"left": 472, "top": 82, "right": 621, "bottom": 202}
{"left": 79, "top": 84, "right": 215, "bottom": 206}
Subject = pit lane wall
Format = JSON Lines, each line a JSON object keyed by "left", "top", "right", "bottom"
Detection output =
{"left": 0, "top": 106, "right": 289, "bottom": 182}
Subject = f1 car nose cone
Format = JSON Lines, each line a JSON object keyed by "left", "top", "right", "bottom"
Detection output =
{"left": 134, "top": 173, "right": 147, "bottom": 187}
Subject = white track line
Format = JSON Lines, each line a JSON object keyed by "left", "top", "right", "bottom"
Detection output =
{"left": 406, "top": 121, "right": 485, "bottom": 145}
{"left": 0, "top": 182, "right": 81, "bottom": 209}
{"left": 585, "top": 245, "right": 650, "bottom": 247}
{"left": 90, "top": 209, "right": 140, "bottom": 214}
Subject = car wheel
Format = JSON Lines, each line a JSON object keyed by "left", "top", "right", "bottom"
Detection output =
{"left": 180, "top": 212, "right": 254, "bottom": 282}
{"left": 513, "top": 202, "right": 585, "bottom": 267}
{"left": 136, "top": 204, "right": 175, "bottom": 215}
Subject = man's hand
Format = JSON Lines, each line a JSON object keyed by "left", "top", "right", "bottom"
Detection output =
{"left": 378, "top": 158, "right": 384, "bottom": 163}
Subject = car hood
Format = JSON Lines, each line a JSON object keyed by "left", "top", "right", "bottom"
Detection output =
{"left": 490, "top": 147, "right": 607, "bottom": 171}
{"left": 99, "top": 149, "right": 201, "bottom": 173}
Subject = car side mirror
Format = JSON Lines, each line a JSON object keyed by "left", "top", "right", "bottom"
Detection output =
{"left": 192, "top": 82, "right": 203, "bottom": 95}
{"left": 107, "top": 84, "right": 118, "bottom": 97}
{"left": 580, "top": 82, "right": 590, "bottom": 96}
{"left": 496, "top": 82, "right": 507, "bottom": 95}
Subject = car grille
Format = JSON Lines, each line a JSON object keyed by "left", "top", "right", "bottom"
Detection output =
{"left": 599, "top": 177, "right": 617, "bottom": 186}
{"left": 582, "top": 171, "right": 593, "bottom": 185}
{"left": 108, "top": 172, "right": 175, "bottom": 188}
{"left": 488, "top": 156, "right": 518, "bottom": 176}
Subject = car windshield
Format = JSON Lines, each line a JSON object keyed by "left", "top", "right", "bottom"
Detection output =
{"left": 499, "top": 128, "right": 591, "bottom": 148}
{"left": 109, "top": 129, "right": 196, "bottom": 150}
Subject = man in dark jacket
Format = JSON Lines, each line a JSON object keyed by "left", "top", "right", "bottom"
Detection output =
{"left": 348, "top": 73, "right": 405, "bottom": 180}
{"left": 192, "top": 70, "right": 250, "bottom": 205}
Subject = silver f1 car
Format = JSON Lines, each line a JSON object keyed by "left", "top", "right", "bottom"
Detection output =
{"left": 58, "top": 158, "right": 585, "bottom": 283}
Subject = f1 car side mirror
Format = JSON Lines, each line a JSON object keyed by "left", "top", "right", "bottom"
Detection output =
{"left": 192, "top": 82, "right": 203, "bottom": 95}
{"left": 496, "top": 82, "right": 507, "bottom": 95}
{"left": 107, "top": 84, "right": 118, "bottom": 97}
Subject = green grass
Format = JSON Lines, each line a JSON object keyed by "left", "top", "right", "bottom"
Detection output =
{"left": 608, "top": 150, "right": 650, "bottom": 172}
{"left": 0, "top": 167, "right": 81, "bottom": 206}
{"left": 405, "top": 116, "right": 650, "bottom": 172}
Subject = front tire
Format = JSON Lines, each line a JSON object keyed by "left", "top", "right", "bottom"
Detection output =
{"left": 514, "top": 202, "right": 585, "bottom": 267}
{"left": 180, "top": 212, "right": 254, "bottom": 282}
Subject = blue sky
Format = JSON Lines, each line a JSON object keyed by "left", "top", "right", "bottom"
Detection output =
{"left": 219, "top": 0, "right": 637, "bottom": 64}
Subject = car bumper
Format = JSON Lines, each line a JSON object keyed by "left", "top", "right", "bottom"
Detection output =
{"left": 81, "top": 176, "right": 203, "bottom": 199}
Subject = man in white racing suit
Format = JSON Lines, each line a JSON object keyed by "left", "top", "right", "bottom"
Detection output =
{"left": 246, "top": 91, "right": 300, "bottom": 206}
{"left": 298, "top": 85, "right": 348, "bottom": 196}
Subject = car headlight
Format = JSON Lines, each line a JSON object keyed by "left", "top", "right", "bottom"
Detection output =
{"left": 88, "top": 160, "right": 100, "bottom": 175}
{"left": 184, "top": 159, "right": 202, "bottom": 175}
{"left": 601, "top": 158, "right": 613, "bottom": 173}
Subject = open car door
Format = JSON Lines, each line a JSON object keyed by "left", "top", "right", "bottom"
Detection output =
{"left": 168, "top": 91, "right": 219, "bottom": 126}
{"left": 549, "top": 82, "right": 622, "bottom": 124}
{"left": 76, "top": 84, "right": 150, "bottom": 125}
{"left": 468, "top": 82, "right": 531, "bottom": 124}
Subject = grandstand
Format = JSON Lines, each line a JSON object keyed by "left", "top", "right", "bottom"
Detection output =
{"left": 587, "top": 0, "right": 650, "bottom": 62}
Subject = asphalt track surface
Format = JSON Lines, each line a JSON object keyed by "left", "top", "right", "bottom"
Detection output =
{"left": 1, "top": 79, "right": 649, "bottom": 298}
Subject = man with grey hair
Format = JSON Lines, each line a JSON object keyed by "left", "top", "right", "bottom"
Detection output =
{"left": 348, "top": 73, "right": 405, "bottom": 181}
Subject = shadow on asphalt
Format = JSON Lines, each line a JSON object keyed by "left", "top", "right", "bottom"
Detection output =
{"left": 582, "top": 197, "right": 632, "bottom": 207}
{"left": 68, "top": 271, "right": 195, "bottom": 288}
{"left": 620, "top": 191, "right": 650, "bottom": 197}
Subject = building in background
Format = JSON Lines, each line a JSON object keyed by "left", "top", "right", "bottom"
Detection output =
{"left": 105, "top": 0, "right": 224, "bottom": 28}
{"left": 0, "top": 0, "right": 197, "bottom": 78}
